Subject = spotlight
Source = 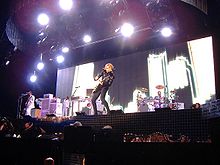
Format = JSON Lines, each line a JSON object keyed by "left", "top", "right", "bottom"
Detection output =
{"left": 56, "top": 55, "right": 64, "bottom": 63}
{"left": 37, "top": 13, "right": 49, "bottom": 26}
{"left": 59, "top": 0, "right": 73, "bottom": 11}
{"left": 62, "top": 47, "right": 69, "bottom": 53}
{"left": 83, "top": 35, "right": 92, "bottom": 43}
{"left": 120, "top": 23, "right": 134, "bottom": 37}
{"left": 37, "top": 62, "right": 44, "bottom": 70}
{"left": 161, "top": 27, "right": 172, "bottom": 37}
{"left": 30, "top": 74, "right": 37, "bottom": 83}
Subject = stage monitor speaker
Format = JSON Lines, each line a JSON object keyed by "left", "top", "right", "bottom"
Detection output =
{"left": 76, "top": 112, "right": 86, "bottom": 116}
{"left": 64, "top": 126, "right": 93, "bottom": 153}
{"left": 109, "top": 110, "right": 124, "bottom": 115}
{"left": 155, "top": 107, "right": 171, "bottom": 111}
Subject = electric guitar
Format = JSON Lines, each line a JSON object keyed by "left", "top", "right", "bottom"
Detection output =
{"left": 92, "top": 75, "right": 111, "bottom": 93}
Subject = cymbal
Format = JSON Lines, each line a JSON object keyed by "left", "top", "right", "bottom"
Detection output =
{"left": 137, "top": 87, "right": 148, "bottom": 92}
{"left": 141, "top": 87, "right": 148, "bottom": 92}
{"left": 156, "top": 85, "right": 164, "bottom": 90}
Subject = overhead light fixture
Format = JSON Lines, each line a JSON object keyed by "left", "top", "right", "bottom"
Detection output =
{"left": 83, "top": 35, "right": 92, "bottom": 43}
{"left": 161, "top": 27, "right": 172, "bottom": 37}
{"left": 120, "top": 23, "right": 134, "bottom": 37}
{"left": 30, "top": 71, "right": 37, "bottom": 83}
{"left": 59, "top": 0, "right": 73, "bottom": 11}
{"left": 37, "top": 53, "right": 44, "bottom": 70}
{"left": 62, "top": 47, "right": 69, "bottom": 53}
{"left": 37, "top": 62, "right": 44, "bottom": 70}
{"left": 37, "top": 13, "right": 49, "bottom": 26}
{"left": 56, "top": 55, "right": 65, "bottom": 63}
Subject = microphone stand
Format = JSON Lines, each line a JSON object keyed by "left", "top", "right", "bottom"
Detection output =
{"left": 72, "top": 86, "right": 80, "bottom": 96}
{"left": 71, "top": 87, "right": 80, "bottom": 116}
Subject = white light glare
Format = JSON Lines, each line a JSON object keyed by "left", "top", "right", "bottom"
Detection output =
{"left": 161, "top": 27, "right": 172, "bottom": 37}
{"left": 62, "top": 47, "right": 69, "bottom": 53}
{"left": 59, "top": 0, "right": 73, "bottom": 11}
{"left": 30, "top": 74, "right": 37, "bottom": 83}
{"left": 56, "top": 55, "right": 65, "bottom": 63}
{"left": 5, "top": 60, "right": 10, "bottom": 65}
{"left": 39, "top": 32, "right": 44, "bottom": 36}
{"left": 83, "top": 35, "right": 92, "bottom": 43}
{"left": 120, "top": 23, "right": 134, "bottom": 37}
{"left": 37, "top": 13, "right": 49, "bottom": 26}
{"left": 37, "top": 62, "right": 44, "bottom": 70}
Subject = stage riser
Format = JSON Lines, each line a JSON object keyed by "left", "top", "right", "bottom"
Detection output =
{"left": 68, "top": 109, "right": 208, "bottom": 141}
{"left": 32, "top": 109, "right": 209, "bottom": 143}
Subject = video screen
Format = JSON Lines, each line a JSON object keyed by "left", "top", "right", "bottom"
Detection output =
{"left": 56, "top": 36, "right": 216, "bottom": 114}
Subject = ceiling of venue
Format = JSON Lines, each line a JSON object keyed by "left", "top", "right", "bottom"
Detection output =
{"left": 4, "top": 0, "right": 216, "bottom": 68}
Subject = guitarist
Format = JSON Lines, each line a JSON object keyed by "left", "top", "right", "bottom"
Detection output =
{"left": 91, "top": 63, "right": 115, "bottom": 115}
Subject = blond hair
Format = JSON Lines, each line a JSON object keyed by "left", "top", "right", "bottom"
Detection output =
{"left": 105, "top": 63, "right": 115, "bottom": 71}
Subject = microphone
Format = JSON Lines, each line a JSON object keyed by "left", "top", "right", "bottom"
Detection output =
{"left": 75, "top": 86, "right": 80, "bottom": 88}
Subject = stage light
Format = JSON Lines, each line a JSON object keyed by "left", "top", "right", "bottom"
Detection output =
{"left": 37, "top": 62, "right": 44, "bottom": 70}
{"left": 36, "top": 53, "right": 44, "bottom": 70}
{"left": 120, "top": 23, "right": 134, "bottom": 37}
{"left": 83, "top": 35, "right": 92, "bottom": 43}
{"left": 39, "top": 32, "right": 44, "bottom": 36}
{"left": 59, "top": 0, "right": 73, "bottom": 11}
{"left": 56, "top": 55, "right": 65, "bottom": 63}
{"left": 30, "top": 73, "right": 37, "bottom": 83}
{"left": 37, "top": 13, "right": 49, "bottom": 26}
{"left": 5, "top": 60, "right": 10, "bottom": 66}
{"left": 62, "top": 47, "right": 69, "bottom": 53}
{"left": 161, "top": 27, "right": 172, "bottom": 37}
{"left": 13, "top": 47, "right": 18, "bottom": 52}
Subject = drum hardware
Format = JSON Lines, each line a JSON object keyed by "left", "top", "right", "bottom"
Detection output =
{"left": 135, "top": 87, "right": 183, "bottom": 112}
{"left": 155, "top": 85, "right": 164, "bottom": 90}
{"left": 137, "top": 87, "right": 148, "bottom": 93}
{"left": 169, "top": 89, "right": 180, "bottom": 106}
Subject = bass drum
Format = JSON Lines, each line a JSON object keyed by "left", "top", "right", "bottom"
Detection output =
{"left": 154, "top": 99, "right": 160, "bottom": 108}
{"left": 147, "top": 102, "right": 155, "bottom": 111}
{"left": 142, "top": 96, "right": 155, "bottom": 111}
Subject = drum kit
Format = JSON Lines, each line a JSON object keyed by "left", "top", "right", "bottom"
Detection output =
{"left": 137, "top": 85, "right": 179, "bottom": 111}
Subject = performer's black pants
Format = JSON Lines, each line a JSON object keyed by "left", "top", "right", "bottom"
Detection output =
{"left": 91, "top": 87, "right": 110, "bottom": 115}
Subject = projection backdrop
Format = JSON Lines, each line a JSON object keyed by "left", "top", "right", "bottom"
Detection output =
{"left": 56, "top": 36, "right": 215, "bottom": 113}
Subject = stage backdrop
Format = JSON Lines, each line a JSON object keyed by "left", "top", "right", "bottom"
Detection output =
{"left": 56, "top": 36, "right": 216, "bottom": 112}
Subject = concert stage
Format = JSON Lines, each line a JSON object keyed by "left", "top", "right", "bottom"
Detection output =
{"left": 2, "top": 108, "right": 220, "bottom": 165}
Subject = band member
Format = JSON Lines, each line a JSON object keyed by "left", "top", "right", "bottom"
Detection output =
{"left": 62, "top": 96, "right": 70, "bottom": 116}
{"left": 24, "top": 91, "right": 35, "bottom": 116}
{"left": 91, "top": 63, "right": 115, "bottom": 115}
